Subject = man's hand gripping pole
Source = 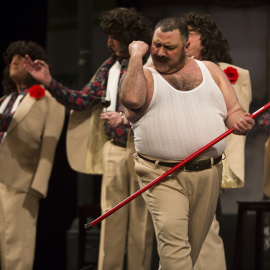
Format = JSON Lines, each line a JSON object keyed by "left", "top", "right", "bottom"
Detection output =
{"left": 85, "top": 102, "right": 270, "bottom": 231}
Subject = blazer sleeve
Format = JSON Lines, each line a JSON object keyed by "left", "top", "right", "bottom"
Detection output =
{"left": 219, "top": 62, "right": 252, "bottom": 188}
{"left": 235, "top": 68, "right": 252, "bottom": 112}
{"left": 31, "top": 92, "right": 65, "bottom": 197}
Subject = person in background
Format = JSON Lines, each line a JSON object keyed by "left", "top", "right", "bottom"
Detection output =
{"left": 119, "top": 17, "right": 254, "bottom": 269}
{"left": 182, "top": 11, "right": 252, "bottom": 270}
{"left": 258, "top": 111, "right": 270, "bottom": 199}
{"left": 0, "top": 40, "right": 65, "bottom": 270}
{"left": 23, "top": 7, "right": 154, "bottom": 270}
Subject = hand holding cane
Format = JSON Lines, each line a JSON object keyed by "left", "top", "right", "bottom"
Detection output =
{"left": 85, "top": 103, "right": 270, "bottom": 231}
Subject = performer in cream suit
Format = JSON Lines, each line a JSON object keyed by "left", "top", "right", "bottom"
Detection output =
{"left": 24, "top": 8, "right": 154, "bottom": 270}
{"left": 182, "top": 12, "right": 252, "bottom": 270}
{"left": 258, "top": 110, "right": 270, "bottom": 198}
{"left": 262, "top": 137, "right": 270, "bottom": 198}
{"left": 0, "top": 41, "right": 65, "bottom": 270}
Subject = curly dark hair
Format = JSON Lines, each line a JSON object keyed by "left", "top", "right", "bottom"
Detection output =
{"left": 99, "top": 7, "right": 153, "bottom": 60}
{"left": 2, "top": 40, "right": 48, "bottom": 95}
{"left": 182, "top": 12, "right": 232, "bottom": 64}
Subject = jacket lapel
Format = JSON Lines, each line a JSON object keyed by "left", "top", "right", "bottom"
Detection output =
{"left": 0, "top": 95, "right": 6, "bottom": 102}
{"left": 8, "top": 94, "right": 36, "bottom": 132}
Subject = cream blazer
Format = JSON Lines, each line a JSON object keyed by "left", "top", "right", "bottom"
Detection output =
{"left": 219, "top": 62, "right": 252, "bottom": 188}
{"left": 0, "top": 91, "right": 65, "bottom": 198}
{"left": 66, "top": 60, "right": 110, "bottom": 174}
{"left": 66, "top": 104, "right": 108, "bottom": 174}
{"left": 263, "top": 137, "right": 270, "bottom": 197}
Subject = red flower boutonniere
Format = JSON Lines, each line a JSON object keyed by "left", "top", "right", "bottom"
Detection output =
{"left": 223, "top": 67, "right": 239, "bottom": 84}
{"left": 29, "top": 85, "right": 45, "bottom": 99}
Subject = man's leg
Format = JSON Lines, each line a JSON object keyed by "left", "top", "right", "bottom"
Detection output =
{"left": 126, "top": 131, "right": 154, "bottom": 270}
{"left": 98, "top": 141, "right": 129, "bottom": 270}
{"left": 187, "top": 164, "right": 223, "bottom": 265}
{"left": 127, "top": 175, "right": 154, "bottom": 270}
{"left": 135, "top": 155, "right": 222, "bottom": 270}
{"left": 194, "top": 215, "right": 226, "bottom": 270}
{"left": 0, "top": 183, "right": 39, "bottom": 270}
{"left": 135, "top": 156, "right": 193, "bottom": 270}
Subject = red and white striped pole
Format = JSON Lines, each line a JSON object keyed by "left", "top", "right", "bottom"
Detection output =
{"left": 85, "top": 102, "right": 270, "bottom": 231}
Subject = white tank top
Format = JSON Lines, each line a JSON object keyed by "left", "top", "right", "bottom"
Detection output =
{"left": 132, "top": 59, "right": 227, "bottom": 160}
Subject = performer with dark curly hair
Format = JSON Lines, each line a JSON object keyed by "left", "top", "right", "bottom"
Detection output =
{"left": 2, "top": 41, "right": 48, "bottom": 94}
{"left": 0, "top": 40, "right": 65, "bottom": 270}
{"left": 24, "top": 7, "right": 154, "bottom": 270}
{"left": 182, "top": 11, "right": 252, "bottom": 270}
{"left": 182, "top": 11, "right": 232, "bottom": 64}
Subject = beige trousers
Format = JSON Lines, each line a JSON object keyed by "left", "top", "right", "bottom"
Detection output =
{"left": 134, "top": 153, "right": 222, "bottom": 270}
{"left": 194, "top": 215, "right": 226, "bottom": 270}
{"left": 98, "top": 141, "right": 154, "bottom": 270}
{"left": 0, "top": 182, "right": 39, "bottom": 270}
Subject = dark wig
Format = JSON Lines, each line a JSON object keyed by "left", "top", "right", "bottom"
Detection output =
{"left": 99, "top": 7, "right": 153, "bottom": 60}
{"left": 182, "top": 12, "right": 232, "bottom": 64}
{"left": 2, "top": 40, "right": 48, "bottom": 95}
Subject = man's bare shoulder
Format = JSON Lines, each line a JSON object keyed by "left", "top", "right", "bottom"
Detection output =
{"left": 144, "top": 61, "right": 154, "bottom": 68}
{"left": 202, "top": 60, "right": 220, "bottom": 70}
{"left": 143, "top": 65, "right": 155, "bottom": 80}
{"left": 202, "top": 60, "right": 227, "bottom": 79}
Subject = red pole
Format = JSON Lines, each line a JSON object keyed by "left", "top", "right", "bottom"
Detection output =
{"left": 85, "top": 102, "right": 270, "bottom": 231}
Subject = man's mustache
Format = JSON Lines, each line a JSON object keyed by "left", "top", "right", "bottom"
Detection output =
{"left": 153, "top": 55, "right": 168, "bottom": 63}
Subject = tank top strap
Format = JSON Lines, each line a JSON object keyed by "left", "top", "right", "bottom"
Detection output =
{"left": 195, "top": 59, "right": 217, "bottom": 87}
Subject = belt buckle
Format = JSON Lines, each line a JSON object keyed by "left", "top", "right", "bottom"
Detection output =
{"left": 183, "top": 161, "right": 200, "bottom": 172}
{"left": 183, "top": 158, "right": 213, "bottom": 172}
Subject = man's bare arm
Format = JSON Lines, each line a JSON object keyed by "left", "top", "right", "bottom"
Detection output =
{"left": 205, "top": 61, "right": 254, "bottom": 134}
{"left": 119, "top": 41, "right": 152, "bottom": 122}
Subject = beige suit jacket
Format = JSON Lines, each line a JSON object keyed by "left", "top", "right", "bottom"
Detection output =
{"left": 66, "top": 60, "right": 110, "bottom": 174}
{"left": 263, "top": 137, "right": 270, "bottom": 197}
{"left": 66, "top": 104, "right": 108, "bottom": 174}
{"left": 219, "top": 62, "right": 252, "bottom": 188}
{"left": 0, "top": 90, "right": 65, "bottom": 198}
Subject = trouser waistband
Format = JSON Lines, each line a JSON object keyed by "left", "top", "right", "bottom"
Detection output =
{"left": 137, "top": 153, "right": 222, "bottom": 171}
{"left": 111, "top": 140, "right": 127, "bottom": 148}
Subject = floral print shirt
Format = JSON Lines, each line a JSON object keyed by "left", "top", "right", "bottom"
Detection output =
{"left": 48, "top": 56, "right": 130, "bottom": 143}
{"left": 258, "top": 110, "right": 270, "bottom": 134}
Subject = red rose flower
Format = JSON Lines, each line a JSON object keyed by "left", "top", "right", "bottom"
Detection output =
{"left": 223, "top": 67, "right": 239, "bottom": 84}
{"left": 29, "top": 85, "right": 45, "bottom": 99}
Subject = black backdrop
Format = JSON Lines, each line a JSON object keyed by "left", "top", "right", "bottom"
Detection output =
{"left": 0, "top": 0, "right": 47, "bottom": 96}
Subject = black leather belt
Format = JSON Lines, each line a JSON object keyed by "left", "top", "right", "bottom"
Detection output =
{"left": 111, "top": 140, "right": 127, "bottom": 148}
{"left": 137, "top": 153, "right": 222, "bottom": 172}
